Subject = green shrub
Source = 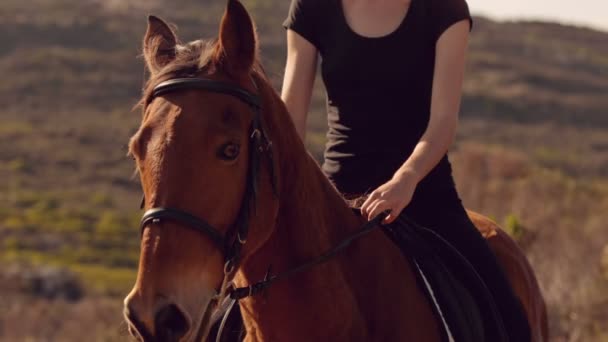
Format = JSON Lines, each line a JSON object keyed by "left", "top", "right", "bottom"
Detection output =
{"left": 504, "top": 214, "right": 524, "bottom": 240}
{"left": 0, "top": 121, "right": 33, "bottom": 136}
{"left": 95, "top": 211, "right": 129, "bottom": 236}
{"left": 104, "top": 249, "right": 139, "bottom": 268}
{"left": 70, "top": 247, "right": 103, "bottom": 265}
{"left": 4, "top": 215, "right": 28, "bottom": 230}
{"left": 3, "top": 236, "right": 21, "bottom": 250}
{"left": 13, "top": 192, "right": 60, "bottom": 210}
{"left": 7, "top": 158, "right": 31, "bottom": 173}
{"left": 91, "top": 192, "right": 114, "bottom": 208}
{"left": 54, "top": 216, "right": 88, "bottom": 233}
{"left": 0, "top": 206, "right": 9, "bottom": 220}
{"left": 71, "top": 264, "right": 136, "bottom": 297}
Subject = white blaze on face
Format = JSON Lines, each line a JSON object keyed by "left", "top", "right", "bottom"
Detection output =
{"left": 175, "top": 275, "right": 220, "bottom": 341}
{"left": 124, "top": 221, "right": 225, "bottom": 340}
{"left": 123, "top": 270, "right": 221, "bottom": 341}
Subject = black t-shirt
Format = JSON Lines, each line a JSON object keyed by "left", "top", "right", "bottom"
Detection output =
{"left": 283, "top": 0, "right": 472, "bottom": 201}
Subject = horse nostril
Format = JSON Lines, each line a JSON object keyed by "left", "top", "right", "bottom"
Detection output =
{"left": 155, "top": 304, "right": 190, "bottom": 341}
{"left": 124, "top": 304, "right": 153, "bottom": 341}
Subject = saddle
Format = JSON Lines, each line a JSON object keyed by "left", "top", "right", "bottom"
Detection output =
{"left": 347, "top": 195, "right": 507, "bottom": 342}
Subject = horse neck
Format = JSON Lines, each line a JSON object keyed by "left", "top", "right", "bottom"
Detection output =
{"left": 236, "top": 145, "right": 438, "bottom": 341}
{"left": 276, "top": 154, "right": 362, "bottom": 263}
{"left": 235, "top": 79, "right": 376, "bottom": 338}
{"left": 252, "top": 71, "right": 363, "bottom": 256}
{"left": 232, "top": 73, "right": 440, "bottom": 342}
{"left": 239, "top": 155, "right": 370, "bottom": 338}
{"left": 254, "top": 74, "right": 363, "bottom": 269}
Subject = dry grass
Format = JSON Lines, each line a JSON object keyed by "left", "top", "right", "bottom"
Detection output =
{"left": 451, "top": 143, "right": 608, "bottom": 341}
{"left": 0, "top": 293, "right": 128, "bottom": 342}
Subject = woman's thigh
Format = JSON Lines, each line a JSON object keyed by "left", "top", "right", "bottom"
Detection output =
{"left": 402, "top": 198, "right": 498, "bottom": 268}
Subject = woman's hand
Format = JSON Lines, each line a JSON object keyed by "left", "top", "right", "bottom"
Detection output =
{"left": 360, "top": 170, "right": 419, "bottom": 224}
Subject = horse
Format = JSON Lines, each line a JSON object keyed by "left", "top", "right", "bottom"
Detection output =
{"left": 123, "top": 1, "right": 548, "bottom": 341}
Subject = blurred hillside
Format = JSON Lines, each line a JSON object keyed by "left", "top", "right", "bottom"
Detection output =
{"left": 0, "top": 0, "right": 607, "bottom": 341}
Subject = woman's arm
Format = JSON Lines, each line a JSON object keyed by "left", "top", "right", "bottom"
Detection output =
{"left": 362, "top": 19, "right": 471, "bottom": 223}
{"left": 395, "top": 19, "right": 470, "bottom": 182}
{"left": 281, "top": 30, "right": 318, "bottom": 141}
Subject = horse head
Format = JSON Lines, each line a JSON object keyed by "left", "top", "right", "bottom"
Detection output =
{"left": 123, "top": 1, "right": 283, "bottom": 340}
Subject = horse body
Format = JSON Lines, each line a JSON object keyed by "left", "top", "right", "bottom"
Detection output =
{"left": 231, "top": 78, "right": 547, "bottom": 342}
{"left": 123, "top": 1, "right": 547, "bottom": 341}
{"left": 232, "top": 91, "right": 441, "bottom": 340}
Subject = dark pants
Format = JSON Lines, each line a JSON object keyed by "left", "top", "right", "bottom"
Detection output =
{"left": 402, "top": 194, "right": 532, "bottom": 342}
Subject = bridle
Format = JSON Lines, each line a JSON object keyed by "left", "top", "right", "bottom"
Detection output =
{"left": 136, "top": 74, "right": 388, "bottom": 341}
{"left": 139, "top": 76, "right": 276, "bottom": 284}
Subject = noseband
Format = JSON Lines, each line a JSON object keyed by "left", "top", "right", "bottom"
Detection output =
{"left": 139, "top": 76, "right": 276, "bottom": 278}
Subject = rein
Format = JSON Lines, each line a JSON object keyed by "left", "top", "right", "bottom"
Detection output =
{"left": 228, "top": 209, "right": 388, "bottom": 300}
{"left": 209, "top": 210, "right": 388, "bottom": 342}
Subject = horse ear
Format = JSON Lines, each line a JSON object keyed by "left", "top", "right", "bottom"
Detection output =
{"left": 143, "top": 15, "right": 177, "bottom": 74}
{"left": 216, "top": 0, "right": 258, "bottom": 76}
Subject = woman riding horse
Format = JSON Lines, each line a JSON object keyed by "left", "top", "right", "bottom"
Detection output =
{"left": 123, "top": 1, "right": 547, "bottom": 341}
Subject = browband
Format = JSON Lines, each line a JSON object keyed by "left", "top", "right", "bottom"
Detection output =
{"left": 151, "top": 78, "right": 261, "bottom": 109}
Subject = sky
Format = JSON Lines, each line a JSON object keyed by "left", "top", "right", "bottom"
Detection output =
{"left": 467, "top": 0, "right": 608, "bottom": 32}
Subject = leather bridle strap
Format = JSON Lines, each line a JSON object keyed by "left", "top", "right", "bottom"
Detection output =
{"left": 138, "top": 75, "right": 277, "bottom": 342}
{"left": 139, "top": 76, "right": 274, "bottom": 269}
{"left": 210, "top": 211, "right": 388, "bottom": 342}
{"left": 228, "top": 211, "right": 389, "bottom": 300}
{"left": 152, "top": 78, "right": 261, "bottom": 109}
{"left": 141, "top": 207, "right": 225, "bottom": 251}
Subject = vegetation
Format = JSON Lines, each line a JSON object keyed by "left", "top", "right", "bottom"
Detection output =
{"left": 0, "top": 0, "right": 606, "bottom": 340}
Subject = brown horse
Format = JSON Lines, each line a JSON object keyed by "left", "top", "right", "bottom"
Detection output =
{"left": 123, "top": 1, "right": 548, "bottom": 341}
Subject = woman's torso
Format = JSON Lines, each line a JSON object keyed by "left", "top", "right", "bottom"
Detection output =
{"left": 284, "top": 0, "right": 471, "bottom": 204}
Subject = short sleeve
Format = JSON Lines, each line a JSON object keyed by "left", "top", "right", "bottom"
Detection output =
{"left": 432, "top": 0, "right": 473, "bottom": 42}
{"left": 283, "top": 0, "right": 320, "bottom": 49}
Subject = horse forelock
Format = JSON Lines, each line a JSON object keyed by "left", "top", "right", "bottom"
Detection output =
{"left": 137, "top": 38, "right": 217, "bottom": 109}
{"left": 129, "top": 34, "right": 271, "bottom": 159}
{"left": 137, "top": 37, "right": 269, "bottom": 109}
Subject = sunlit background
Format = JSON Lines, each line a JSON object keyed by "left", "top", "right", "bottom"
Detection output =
{"left": 0, "top": 0, "right": 606, "bottom": 341}
{"left": 469, "top": 0, "right": 608, "bottom": 32}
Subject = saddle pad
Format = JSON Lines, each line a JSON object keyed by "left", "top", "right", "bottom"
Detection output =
{"left": 382, "top": 217, "right": 509, "bottom": 342}
{"left": 346, "top": 195, "right": 507, "bottom": 341}
{"left": 414, "top": 261, "right": 456, "bottom": 342}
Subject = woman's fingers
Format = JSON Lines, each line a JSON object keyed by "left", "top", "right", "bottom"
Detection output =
{"left": 367, "top": 200, "right": 389, "bottom": 221}
{"left": 361, "top": 191, "right": 380, "bottom": 216}
{"left": 383, "top": 211, "right": 397, "bottom": 224}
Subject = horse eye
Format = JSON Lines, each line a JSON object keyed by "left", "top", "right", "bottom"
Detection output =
{"left": 218, "top": 142, "right": 240, "bottom": 161}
